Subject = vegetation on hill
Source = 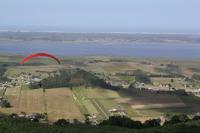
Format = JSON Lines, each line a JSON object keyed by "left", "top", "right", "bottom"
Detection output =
{"left": 0, "top": 98, "right": 11, "bottom": 108}
{"left": 0, "top": 115, "right": 200, "bottom": 133}
{"left": 38, "top": 69, "right": 119, "bottom": 90}
{"left": 192, "top": 74, "right": 200, "bottom": 81}
{"left": 133, "top": 69, "right": 151, "bottom": 84}
{"left": 115, "top": 69, "right": 151, "bottom": 83}
{"left": 0, "top": 65, "right": 8, "bottom": 81}
{"left": 155, "top": 64, "right": 182, "bottom": 77}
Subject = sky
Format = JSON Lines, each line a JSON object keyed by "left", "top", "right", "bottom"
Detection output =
{"left": 0, "top": 0, "right": 200, "bottom": 33}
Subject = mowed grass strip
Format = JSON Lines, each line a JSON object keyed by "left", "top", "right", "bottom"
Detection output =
{"left": 72, "top": 88, "right": 109, "bottom": 120}
{"left": 45, "top": 88, "right": 83, "bottom": 122}
{"left": 90, "top": 98, "right": 109, "bottom": 120}
{"left": 74, "top": 87, "right": 127, "bottom": 120}
{"left": 83, "top": 87, "right": 121, "bottom": 99}
{"left": 72, "top": 88, "right": 90, "bottom": 115}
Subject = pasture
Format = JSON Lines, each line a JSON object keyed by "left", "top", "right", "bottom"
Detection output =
{"left": 0, "top": 86, "right": 199, "bottom": 123}
{"left": 0, "top": 87, "right": 83, "bottom": 122}
{"left": 1, "top": 55, "right": 200, "bottom": 122}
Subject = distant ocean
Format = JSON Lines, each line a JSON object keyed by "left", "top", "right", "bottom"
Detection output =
{"left": 0, "top": 41, "right": 199, "bottom": 59}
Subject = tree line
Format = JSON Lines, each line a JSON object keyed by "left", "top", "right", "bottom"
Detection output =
{"left": 31, "top": 69, "right": 120, "bottom": 90}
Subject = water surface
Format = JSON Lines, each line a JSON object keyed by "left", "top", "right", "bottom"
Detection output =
{"left": 0, "top": 41, "right": 199, "bottom": 59}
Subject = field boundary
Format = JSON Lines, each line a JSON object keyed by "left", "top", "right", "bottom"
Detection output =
{"left": 131, "top": 103, "right": 186, "bottom": 109}
{"left": 90, "top": 99, "right": 109, "bottom": 119}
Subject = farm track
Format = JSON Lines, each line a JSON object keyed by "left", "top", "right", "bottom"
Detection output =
{"left": 95, "top": 99, "right": 110, "bottom": 115}
{"left": 17, "top": 86, "right": 22, "bottom": 111}
{"left": 1, "top": 87, "right": 7, "bottom": 98}
{"left": 43, "top": 88, "right": 47, "bottom": 114}
{"left": 131, "top": 103, "right": 186, "bottom": 109}
{"left": 72, "top": 88, "right": 110, "bottom": 120}
{"left": 90, "top": 98, "right": 109, "bottom": 119}
{"left": 19, "top": 89, "right": 28, "bottom": 112}
{"left": 72, "top": 89, "right": 90, "bottom": 115}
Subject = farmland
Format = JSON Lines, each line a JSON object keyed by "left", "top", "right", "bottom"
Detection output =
{"left": 0, "top": 55, "right": 200, "bottom": 123}
{"left": 1, "top": 85, "right": 197, "bottom": 123}
{"left": 0, "top": 87, "right": 83, "bottom": 122}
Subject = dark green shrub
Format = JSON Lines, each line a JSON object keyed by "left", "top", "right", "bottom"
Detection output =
{"left": 164, "top": 114, "right": 190, "bottom": 125}
{"left": 100, "top": 116, "right": 143, "bottom": 129}
{"left": 143, "top": 119, "right": 161, "bottom": 128}
{"left": 54, "top": 119, "right": 70, "bottom": 127}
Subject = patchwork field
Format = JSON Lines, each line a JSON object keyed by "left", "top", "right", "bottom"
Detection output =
{"left": 0, "top": 87, "right": 83, "bottom": 122}
{"left": 0, "top": 86, "right": 199, "bottom": 122}
{"left": 45, "top": 88, "right": 83, "bottom": 122}
{"left": 71, "top": 87, "right": 194, "bottom": 122}
{"left": 1, "top": 56, "right": 200, "bottom": 123}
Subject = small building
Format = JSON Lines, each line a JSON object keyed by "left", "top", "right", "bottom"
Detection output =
{"left": 108, "top": 108, "right": 126, "bottom": 116}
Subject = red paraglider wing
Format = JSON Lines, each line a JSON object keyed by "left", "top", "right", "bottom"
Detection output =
{"left": 20, "top": 53, "right": 61, "bottom": 64}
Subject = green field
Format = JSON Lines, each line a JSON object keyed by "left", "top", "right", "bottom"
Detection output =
{"left": 1, "top": 55, "right": 200, "bottom": 122}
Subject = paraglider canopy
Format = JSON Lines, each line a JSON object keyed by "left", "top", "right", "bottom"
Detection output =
{"left": 20, "top": 53, "right": 61, "bottom": 65}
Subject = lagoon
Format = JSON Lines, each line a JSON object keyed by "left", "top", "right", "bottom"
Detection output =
{"left": 0, "top": 41, "right": 199, "bottom": 59}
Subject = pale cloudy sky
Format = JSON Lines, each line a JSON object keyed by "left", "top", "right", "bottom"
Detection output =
{"left": 0, "top": 0, "right": 200, "bottom": 33}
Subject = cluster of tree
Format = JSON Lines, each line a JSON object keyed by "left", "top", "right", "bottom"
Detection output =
{"left": 0, "top": 114, "right": 200, "bottom": 133}
{"left": 133, "top": 70, "right": 151, "bottom": 84}
{"left": 164, "top": 114, "right": 190, "bottom": 125}
{"left": 54, "top": 119, "right": 82, "bottom": 127}
{"left": 188, "top": 67, "right": 200, "bottom": 73}
{"left": 174, "top": 89, "right": 188, "bottom": 96}
{"left": 155, "top": 64, "right": 182, "bottom": 77}
{"left": 38, "top": 69, "right": 71, "bottom": 89}
{"left": 0, "top": 66, "right": 8, "bottom": 81}
{"left": 148, "top": 74, "right": 183, "bottom": 78}
{"left": 192, "top": 74, "right": 200, "bottom": 81}
{"left": 0, "top": 98, "right": 11, "bottom": 108}
{"left": 53, "top": 116, "right": 161, "bottom": 129}
{"left": 99, "top": 116, "right": 160, "bottom": 129}
{"left": 116, "top": 70, "right": 151, "bottom": 84}
{"left": 37, "top": 69, "right": 120, "bottom": 90}
{"left": 53, "top": 114, "right": 200, "bottom": 129}
{"left": 9, "top": 112, "right": 48, "bottom": 122}
{"left": 100, "top": 114, "right": 200, "bottom": 129}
